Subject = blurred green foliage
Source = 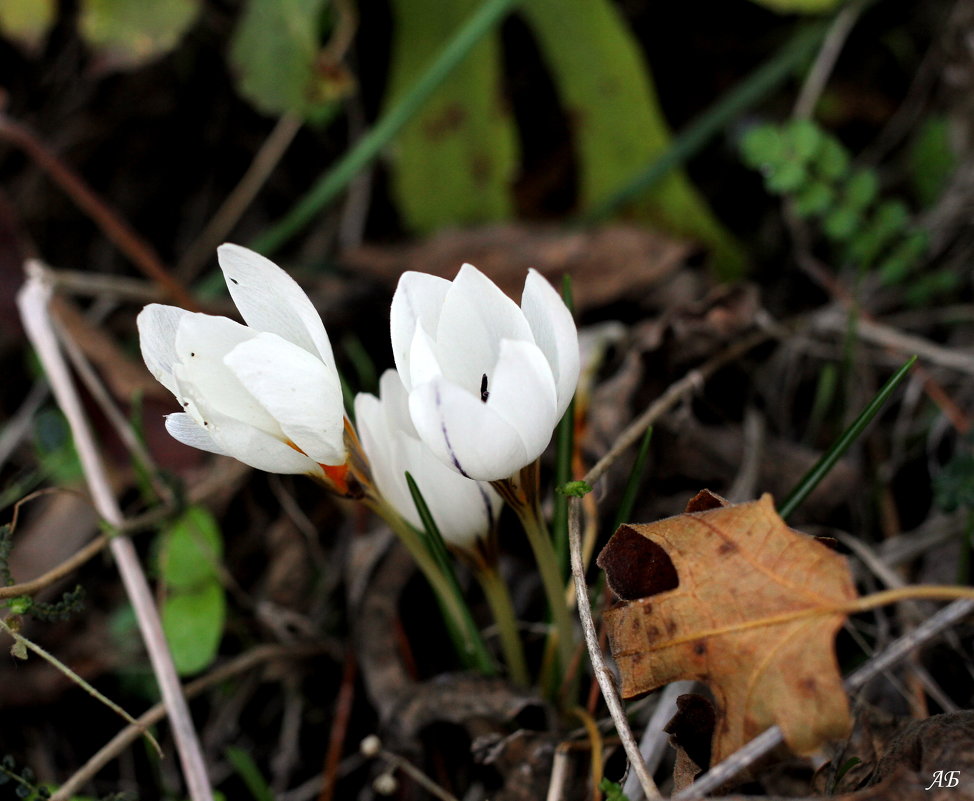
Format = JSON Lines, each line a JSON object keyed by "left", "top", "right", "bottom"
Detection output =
{"left": 741, "top": 118, "right": 957, "bottom": 305}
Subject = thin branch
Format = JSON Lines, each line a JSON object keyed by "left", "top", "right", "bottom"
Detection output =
{"left": 176, "top": 113, "right": 304, "bottom": 282}
{"left": 792, "top": 0, "right": 869, "bottom": 120}
{"left": 17, "top": 262, "right": 213, "bottom": 801}
{"left": 50, "top": 644, "right": 328, "bottom": 801}
{"left": 0, "top": 113, "right": 197, "bottom": 310}
{"left": 672, "top": 598, "right": 974, "bottom": 798}
{"left": 568, "top": 498, "right": 661, "bottom": 800}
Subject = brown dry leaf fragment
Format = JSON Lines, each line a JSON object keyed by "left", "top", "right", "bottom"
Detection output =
{"left": 597, "top": 490, "right": 856, "bottom": 764}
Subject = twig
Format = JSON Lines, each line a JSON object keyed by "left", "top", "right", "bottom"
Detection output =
{"left": 51, "top": 643, "right": 327, "bottom": 801}
{"left": 17, "top": 263, "right": 213, "bottom": 801}
{"left": 176, "top": 113, "right": 304, "bottom": 282}
{"left": 0, "top": 616, "right": 162, "bottom": 756}
{"left": 0, "top": 113, "right": 197, "bottom": 310}
{"left": 568, "top": 499, "right": 661, "bottom": 800}
{"left": 585, "top": 329, "right": 772, "bottom": 488}
{"left": 672, "top": 598, "right": 974, "bottom": 798}
{"left": 0, "top": 531, "right": 109, "bottom": 600}
{"left": 792, "top": 0, "right": 869, "bottom": 120}
{"left": 318, "top": 652, "right": 357, "bottom": 801}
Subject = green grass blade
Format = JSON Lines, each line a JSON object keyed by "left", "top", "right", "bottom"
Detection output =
{"left": 251, "top": 0, "right": 521, "bottom": 256}
{"left": 611, "top": 425, "right": 653, "bottom": 533}
{"left": 405, "top": 471, "right": 496, "bottom": 675}
{"left": 581, "top": 20, "right": 828, "bottom": 234}
{"left": 778, "top": 355, "right": 917, "bottom": 520}
{"left": 552, "top": 275, "right": 575, "bottom": 576}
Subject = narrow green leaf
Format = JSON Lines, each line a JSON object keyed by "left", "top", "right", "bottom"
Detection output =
{"left": 161, "top": 582, "right": 226, "bottom": 675}
{"left": 78, "top": 0, "right": 200, "bottom": 70}
{"left": 225, "top": 746, "right": 274, "bottom": 801}
{"left": 611, "top": 426, "right": 653, "bottom": 533}
{"left": 553, "top": 275, "right": 575, "bottom": 576}
{"left": 405, "top": 472, "right": 496, "bottom": 675}
{"left": 779, "top": 355, "right": 917, "bottom": 520}
{"left": 385, "top": 0, "right": 516, "bottom": 230}
{"left": 251, "top": 0, "right": 520, "bottom": 255}
{"left": 747, "top": 0, "right": 841, "bottom": 12}
{"left": 908, "top": 115, "right": 954, "bottom": 206}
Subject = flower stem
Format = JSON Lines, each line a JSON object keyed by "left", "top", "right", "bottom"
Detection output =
{"left": 475, "top": 564, "right": 529, "bottom": 686}
{"left": 495, "top": 463, "right": 576, "bottom": 693}
{"left": 368, "top": 497, "right": 495, "bottom": 675}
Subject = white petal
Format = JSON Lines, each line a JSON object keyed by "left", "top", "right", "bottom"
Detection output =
{"left": 173, "top": 313, "right": 280, "bottom": 433}
{"left": 521, "top": 269, "right": 580, "bottom": 416}
{"left": 377, "top": 369, "right": 417, "bottom": 437}
{"left": 403, "top": 438, "right": 501, "bottom": 548}
{"left": 390, "top": 271, "right": 451, "bottom": 386}
{"left": 164, "top": 412, "right": 230, "bottom": 456}
{"left": 217, "top": 244, "right": 335, "bottom": 365}
{"left": 224, "top": 333, "right": 346, "bottom": 465}
{"left": 409, "top": 377, "right": 529, "bottom": 481}
{"left": 486, "top": 339, "right": 559, "bottom": 462}
{"left": 137, "top": 304, "right": 190, "bottom": 397}
{"left": 188, "top": 407, "right": 324, "bottom": 476}
{"left": 355, "top": 380, "right": 499, "bottom": 547}
{"left": 433, "top": 264, "right": 534, "bottom": 394}
{"left": 407, "top": 324, "right": 444, "bottom": 389}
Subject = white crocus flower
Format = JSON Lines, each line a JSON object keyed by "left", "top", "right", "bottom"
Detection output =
{"left": 137, "top": 244, "right": 351, "bottom": 491}
{"left": 355, "top": 370, "right": 502, "bottom": 550}
{"left": 390, "top": 264, "right": 579, "bottom": 482}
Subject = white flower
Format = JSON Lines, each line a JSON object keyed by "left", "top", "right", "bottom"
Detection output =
{"left": 137, "top": 244, "right": 348, "bottom": 486}
{"left": 355, "top": 370, "right": 502, "bottom": 550}
{"left": 391, "top": 264, "right": 579, "bottom": 482}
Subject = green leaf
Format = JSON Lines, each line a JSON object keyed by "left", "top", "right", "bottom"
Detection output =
{"left": 908, "top": 115, "right": 955, "bottom": 206}
{"left": 843, "top": 168, "right": 879, "bottom": 211}
{"left": 786, "top": 118, "right": 824, "bottom": 163}
{"left": 815, "top": 135, "right": 850, "bottom": 180}
{"left": 0, "top": 0, "right": 56, "bottom": 53}
{"left": 158, "top": 505, "right": 223, "bottom": 591}
{"left": 905, "top": 268, "right": 961, "bottom": 307}
{"left": 746, "top": 0, "right": 841, "bottom": 12}
{"left": 229, "top": 0, "right": 337, "bottom": 118}
{"left": 384, "top": 0, "right": 517, "bottom": 231}
{"left": 794, "top": 180, "right": 833, "bottom": 217}
{"left": 822, "top": 205, "right": 859, "bottom": 241}
{"left": 766, "top": 160, "right": 807, "bottom": 193}
{"left": 162, "top": 582, "right": 225, "bottom": 675}
{"left": 740, "top": 124, "right": 786, "bottom": 169}
{"left": 555, "top": 480, "right": 592, "bottom": 497}
{"left": 225, "top": 747, "right": 274, "bottom": 801}
{"left": 520, "top": 0, "right": 743, "bottom": 274}
{"left": 78, "top": 0, "right": 200, "bottom": 70}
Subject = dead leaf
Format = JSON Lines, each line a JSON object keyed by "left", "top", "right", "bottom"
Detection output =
{"left": 340, "top": 223, "right": 690, "bottom": 314}
{"left": 597, "top": 490, "right": 856, "bottom": 764}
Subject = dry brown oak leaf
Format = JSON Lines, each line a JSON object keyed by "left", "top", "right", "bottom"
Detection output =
{"left": 597, "top": 490, "right": 856, "bottom": 764}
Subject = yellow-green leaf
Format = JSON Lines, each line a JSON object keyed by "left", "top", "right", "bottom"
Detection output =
{"left": 162, "top": 582, "right": 226, "bottom": 675}
{"left": 520, "top": 0, "right": 743, "bottom": 274}
{"left": 384, "top": 0, "right": 517, "bottom": 231}
{"left": 746, "top": 0, "right": 841, "bottom": 12}
{"left": 0, "top": 0, "right": 56, "bottom": 53}
{"left": 78, "top": 0, "right": 200, "bottom": 70}
{"left": 230, "top": 0, "right": 341, "bottom": 118}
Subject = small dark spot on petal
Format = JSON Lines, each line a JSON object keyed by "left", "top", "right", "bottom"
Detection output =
{"left": 182, "top": 401, "right": 189, "bottom": 407}
{"left": 480, "top": 373, "right": 489, "bottom": 403}
{"left": 229, "top": 277, "right": 239, "bottom": 285}
{"left": 190, "top": 352, "right": 196, "bottom": 357}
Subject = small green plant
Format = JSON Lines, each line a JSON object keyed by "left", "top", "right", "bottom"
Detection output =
{"left": 599, "top": 778, "right": 631, "bottom": 801}
{"left": 741, "top": 119, "right": 957, "bottom": 305}
{"left": 0, "top": 525, "right": 86, "bottom": 621}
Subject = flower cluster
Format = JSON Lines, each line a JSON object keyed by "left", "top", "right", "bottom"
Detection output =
{"left": 138, "top": 245, "right": 579, "bottom": 549}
